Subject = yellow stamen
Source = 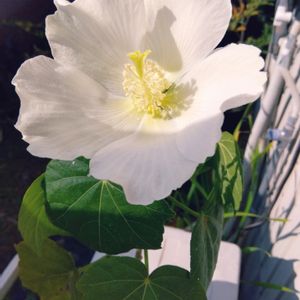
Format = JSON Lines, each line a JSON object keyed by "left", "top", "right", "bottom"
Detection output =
{"left": 123, "top": 50, "right": 178, "bottom": 119}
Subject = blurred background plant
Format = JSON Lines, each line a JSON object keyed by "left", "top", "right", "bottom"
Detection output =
{"left": 229, "top": 0, "right": 274, "bottom": 53}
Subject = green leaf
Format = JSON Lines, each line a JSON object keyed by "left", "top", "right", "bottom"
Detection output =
{"left": 224, "top": 211, "right": 288, "bottom": 223}
{"left": 77, "top": 256, "right": 207, "bottom": 300}
{"left": 45, "top": 158, "right": 174, "bottom": 254}
{"left": 16, "top": 239, "right": 81, "bottom": 300}
{"left": 244, "top": 281, "right": 299, "bottom": 294}
{"left": 242, "top": 246, "right": 271, "bottom": 257}
{"left": 190, "top": 192, "right": 224, "bottom": 290}
{"left": 18, "top": 175, "right": 68, "bottom": 255}
{"left": 217, "top": 132, "right": 243, "bottom": 211}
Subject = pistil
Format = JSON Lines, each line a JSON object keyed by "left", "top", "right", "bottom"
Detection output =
{"left": 123, "top": 50, "right": 177, "bottom": 119}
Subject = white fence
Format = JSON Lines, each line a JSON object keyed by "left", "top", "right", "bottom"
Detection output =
{"left": 240, "top": 0, "right": 300, "bottom": 299}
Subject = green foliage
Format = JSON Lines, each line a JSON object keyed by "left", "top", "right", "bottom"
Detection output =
{"left": 190, "top": 191, "right": 224, "bottom": 289}
{"left": 241, "top": 0, "right": 273, "bottom": 18}
{"left": 224, "top": 211, "right": 287, "bottom": 223}
{"left": 16, "top": 239, "right": 82, "bottom": 300}
{"left": 172, "top": 132, "right": 243, "bottom": 229}
{"left": 230, "top": 143, "right": 273, "bottom": 241}
{"left": 229, "top": 0, "right": 274, "bottom": 53}
{"left": 169, "top": 134, "right": 239, "bottom": 290}
{"left": 216, "top": 132, "right": 243, "bottom": 211}
{"left": 18, "top": 175, "right": 68, "bottom": 255}
{"left": 242, "top": 246, "right": 271, "bottom": 257}
{"left": 230, "top": 0, "right": 273, "bottom": 33}
{"left": 16, "top": 132, "right": 244, "bottom": 298}
{"left": 244, "top": 281, "right": 300, "bottom": 294}
{"left": 77, "top": 256, "right": 207, "bottom": 300}
{"left": 175, "top": 133, "right": 241, "bottom": 289}
{"left": 0, "top": 19, "right": 44, "bottom": 37}
{"left": 45, "top": 157, "right": 174, "bottom": 254}
{"left": 246, "top": 23, "right": 273, "bottom": 52}
{"left": 233, "top": 103, "right": 253, "bottom": 142}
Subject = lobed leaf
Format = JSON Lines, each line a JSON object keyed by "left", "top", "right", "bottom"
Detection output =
{"left": 190, "top": 192, "right": 223, "bottom": 290}
{"left": 18, "top": 175, "right": 68, "bottom": 255}
{"left": 45, "top": 157, "right": 174, "bottom": 254}
{"left": 16, "top": 239, "right": 81, "bottom": 300}
{"left": 77, "top": 256, "right": 207, "bottom": 300}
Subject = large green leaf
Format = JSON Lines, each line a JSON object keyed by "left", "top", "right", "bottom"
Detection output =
{"left": 189, "top": 132, "right": 240, "bottom": 288}
{"left": 77, "top": 256, "right": 207, "bottom": 300}
{"left": 190, "top": 191, "right": 224, "bottom": 290}
{"left": 16, "top": 239, "right": 81, "bottom": 300}
{"left": 217, "top": 132, "right": 243, "bottom": 211}
{"left": 18, "top": 175, "right": 68, "bottom": 255}
{"left": 45, "top": 158, "right": 174, "bottom": 254}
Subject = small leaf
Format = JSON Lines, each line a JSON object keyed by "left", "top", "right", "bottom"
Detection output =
{"left": 45, "top": 158, "right": 174, "bottom": 254}
{"left": 224, "top": 211, "right": 288, "bottom": 223}
{"left": 190, "top": 192, "right": 223, "bottom": 290}
{"left": 18, "top": 175, "right": 68, "bottom": 254}
{"left": 244, "top": 281, "right": 299, "bottom": 294}
{"left": 242, "top": 246, "right": 271, "bottom": 257}
{"left": 217, "top": 132, "right": 243, "bottom": 211}
{"left": 16, "top": 239, "right": 81, "bottom": 300}
{"left": 77, "top": 256, "right": 207, "bottom": 300}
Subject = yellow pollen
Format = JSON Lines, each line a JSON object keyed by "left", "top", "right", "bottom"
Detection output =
{"left": 123, "top": 50, "right": 178, "bottom": 119}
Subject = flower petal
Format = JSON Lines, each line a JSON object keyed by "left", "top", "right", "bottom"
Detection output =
{"left": 46, "top": 0, "right": 146, "bottom": 96}
{"left": 175, "top": 44, "right": 267, "bottom": 162}
{"left": 142, "top": 0, "right": 232, "bottom": 73}
{"left": 13, "top": 56, "right": 141, "bottom": 160}
{"left": 90, "top": 128, "right": 198, "bottom": 205}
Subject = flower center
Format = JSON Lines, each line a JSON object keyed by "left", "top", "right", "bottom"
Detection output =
{"left": 123, "top": 50, "right": 178, "bottom": 119}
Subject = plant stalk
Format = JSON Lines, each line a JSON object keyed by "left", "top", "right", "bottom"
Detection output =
{"left": 169, "top": 197, "right": 200, "bottom": 218}
{"left": 144, "top": 249, "right": 149, "bottom": 273}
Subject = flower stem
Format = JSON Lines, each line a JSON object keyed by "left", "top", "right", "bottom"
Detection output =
{"left": 169, "top": 196, "right": 200, "bottom": 218}
{"left": 144, "top": 249, "right": 149, "bottom": 273}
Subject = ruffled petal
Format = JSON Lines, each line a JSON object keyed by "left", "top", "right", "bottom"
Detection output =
{"left": 46, "top": 0, "right": 146, "bottom": 96}
{"left": 142, "top": 0, "right": 232, "bottom": 73}
{"left": 175, "top": 44, "right": 267, "bottom": 162}
{"left": 13, "top": 56, "right": 141, "bottom": 160}
{"left": 90, "top": 125, "right": 198, "bottom": 205}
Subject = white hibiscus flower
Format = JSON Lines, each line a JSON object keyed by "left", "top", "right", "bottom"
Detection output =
{"left": 13, "top": 0, "right": 266, "bottom": 205}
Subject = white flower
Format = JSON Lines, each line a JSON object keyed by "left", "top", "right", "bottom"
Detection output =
{"left": 13, "top": 0, "right": 266, "bottom": 205}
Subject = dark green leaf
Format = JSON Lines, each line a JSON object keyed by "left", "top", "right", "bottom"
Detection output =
{"left": 45, "top": 158, "right": 174, "bottom": 254}
{"left": 190, "top": 193, "right": 223, "bottom": 290}
{"left": 217, "top": 132, "right": 243, "bottom": 211}
{"left": 16, "top": 239, "right": 81, "bottom": 300}
{"left": 77, "top": 256, "right": 207, "bottom": 300}
{"left": 18, "top": 175, "right": 68, "bottom": 255}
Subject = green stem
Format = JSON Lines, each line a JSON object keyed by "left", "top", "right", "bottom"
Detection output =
{"left": 224, "top": 211, "right": 287, "bottom": 223}
{"left": 169, "top": 197, "right": 200, "bottom": 218}
{"left": 144, "top": 249, "right": 149, "bottom": 273}
{"left": 233, "top": 103, "right": 253, "bottom": 141}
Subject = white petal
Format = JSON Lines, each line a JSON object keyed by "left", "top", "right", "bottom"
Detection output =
{"left": 54, "top": 0, "right": 69, "bottom": 6}
{"left": 13, "top": 56, "right": 141, "bottom": 160}
{"left": 143, "top": 0, "right": 232, "bottom": 73}
{"left": 90, "top": 129, "right": 198, "bottom": 205}
{"left": 46, "top": 0, "right": 146, "bottom": 96}
{"left": 175, "top": 44, "right": 267, "bottom": 162}
{"left": 90, "top": 43, "right": 266, "bottom": 205}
